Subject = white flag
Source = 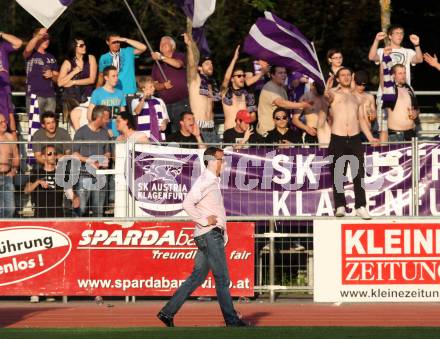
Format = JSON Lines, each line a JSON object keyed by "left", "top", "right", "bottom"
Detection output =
{"left": 16, "top": 0, "right": 73, "bottom": 28}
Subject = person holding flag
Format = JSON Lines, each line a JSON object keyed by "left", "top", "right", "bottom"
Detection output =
{"left": 150, "top": 36, "right": 189, "bottom": 134}
{"left": 23, "top": 28, "right": 59, "bottom": 116}
{"left": 0, "top": 31, "right": 22, "bottom": 135}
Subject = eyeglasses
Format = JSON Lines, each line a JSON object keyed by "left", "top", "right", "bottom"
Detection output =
{"left": 46, "top": 152, "right": 57, "bottom": 156}
{"left": 275, "top": 116, "right": 288, "bottom": 121}
{"left": 76, "top": 43, "right": 86, "bottom": 48}
{"left": 233, "top": 74, "right": 245, "bottom": 78}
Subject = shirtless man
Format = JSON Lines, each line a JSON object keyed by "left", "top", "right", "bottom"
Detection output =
{"left": 368, "top": 25, "right": 422, "bottom": 141}
{"left": 353, "top": 71, "right": 377, "bottom": 139}
{"left": 183, "top": 32, "right": 218, "bottom": 143}
{"left": 292, "top": 82, "right": 328, "bottom": 143}
{"left": 382, "top": 47, "right": 418, "bottom": 141}
{"left": 221, "top": 45, "right": 268, "bottom": 130}
{"left": 325, "top": 68, "right": 379, "bottom": 220}
{"left": 0, "top": 113, "right": 19, "bottom": 218}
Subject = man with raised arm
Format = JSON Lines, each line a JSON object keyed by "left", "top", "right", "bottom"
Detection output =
{"left": 424, "top": 53, "right": 440, "bottom": 71}
{"left": 183, "top": 32, "right": 219, "bottom": 143}
{"left": 381, "top": 47, "right": 418, "bottom": 142}
{"left": 23, "top": 28, "right": 59, "bottom": 114}
{"left": 368, "top": 24, "right": 422, "bottom": 140}
{"left": 325, "top": 68, "right": 379, "bottom": 220}
{"left": 0, "top": 31, "right": 22, "bottom": 132}
{"left": 221, "top": 45, "right": 268, "bottom": 130}
{"left": 97, "top": 33, "right": 147, "bottom": 108}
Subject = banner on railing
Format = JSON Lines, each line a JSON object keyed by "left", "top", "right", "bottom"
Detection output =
{"left": 115, "top": 143, "right": 440, "bottom": 217}
{"left": 0, "top": 221, "right": 254, "bottom": 296}
{"left": 314, "top": 219, "right": 440, "bottom": 302}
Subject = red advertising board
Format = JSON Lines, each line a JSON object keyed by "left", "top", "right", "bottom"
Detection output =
{"left": 342, "top": 223, "right": 440, "bottom": 285}
{"left": 0, "top": 221, "right": 254, "bottom": 296}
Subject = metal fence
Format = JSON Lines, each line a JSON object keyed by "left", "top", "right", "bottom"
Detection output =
{"left": 1, "top": 91, "right": 440, "bottom": 302}
{"left": 1, "top": 136, "right": 439, "bottom": 302}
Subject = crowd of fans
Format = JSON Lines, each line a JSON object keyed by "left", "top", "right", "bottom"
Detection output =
{"left": 0, "top": 24, "right": 439, "bottom": 219}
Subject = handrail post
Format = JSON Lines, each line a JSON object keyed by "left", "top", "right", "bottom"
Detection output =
{"left": 269, "top": 220, "right": 275, "bottom": 303}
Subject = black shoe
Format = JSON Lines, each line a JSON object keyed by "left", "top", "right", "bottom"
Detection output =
{"left": 227, "top": 319, "right": 251, "bottom": 327}
{"left": 157, "top": 311, "right": 174, "bottom": 327}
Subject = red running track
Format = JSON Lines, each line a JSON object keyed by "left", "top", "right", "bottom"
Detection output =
{"left": 1, "top": 300, "right": 440, "bottom": 328}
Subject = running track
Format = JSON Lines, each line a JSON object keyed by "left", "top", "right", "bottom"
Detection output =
{"left": 1, "top": 300, "right": 440, "bottom": 328}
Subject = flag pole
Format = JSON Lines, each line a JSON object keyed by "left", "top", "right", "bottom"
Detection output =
{"left": 311, "top": 42, "right": 326, "bottom": 88}
{"left": 122, "top": 0, "right": 168, "bottom": 82}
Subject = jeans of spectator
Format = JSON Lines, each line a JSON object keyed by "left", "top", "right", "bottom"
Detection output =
{"left": 201, "top": 129, "right": 219, "bottom": 144}
{"left": 329, "top": 134, "right": 366, "bottom": 209}
{"left": 0, "top": 175, "right": 15, "bottom": 218}
{"left": 388, "top": 129, "right": 416, "bottom": 142}
{"left": 304, "top": 133, "right": 318, "bottom": 144}
{"left": 125, "top": 94, "right": 136, "bottom": 115}
{"left": 107, "top": 174, "right": 115, "bottom": 207}
{"left": 161, "top": 229, "right": 241, "bottom": 325}
{"left": 166, "top": 98, "right": 190, "bottom": 134}
{"left": 77, "top": 175, "right": 106, "bottom": 217}
{"left": 26, "top": 95, "right": 56, "bottom": 114}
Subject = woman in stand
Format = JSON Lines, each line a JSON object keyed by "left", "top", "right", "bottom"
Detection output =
{"left": 58, "top": 38, "right": 97, "bottom": 136}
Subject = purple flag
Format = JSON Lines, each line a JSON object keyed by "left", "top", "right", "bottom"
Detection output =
{"left": 16, "top": 0, "right": 73, "bottom": 28}
{"left": 175, "top": 0, "right": 216, "bottom": 56}
{"left": 243, "top": 11, "right": 324, "bottom": 85}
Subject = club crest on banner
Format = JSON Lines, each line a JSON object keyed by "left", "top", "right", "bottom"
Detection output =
{"left": 123, "top": 146, "right": 202, "bottom": 217}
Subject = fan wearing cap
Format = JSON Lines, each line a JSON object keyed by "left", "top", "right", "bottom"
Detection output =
{"left": 183, "top": 33, "right": 220, "bottom": 143}
{"left": 222, "top": 109, "right": 263, "bottom": 147}
{"left": 353, "top": 71, "right": 377, "bottom": 141}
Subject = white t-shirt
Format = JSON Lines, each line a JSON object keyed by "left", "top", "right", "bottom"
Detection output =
{"left": 376, "top": 47, "right": 416, "bottom": 85}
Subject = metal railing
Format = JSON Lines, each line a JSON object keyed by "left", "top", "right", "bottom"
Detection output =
{"left": 1, "top": 137, "right": 440, "bottom": 303}
{"left": 2, "top": 90, "right": 440, "bottom": 302}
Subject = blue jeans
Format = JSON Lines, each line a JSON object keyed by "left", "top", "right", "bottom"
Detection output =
{"left": 166, "top": 98, "right": 190, "bottom": 134}
{"left": 201, "top": 129, "right": 219, "bottom": 145}
{"left": 26, "top": 96, "right": 56, "bottom": 113}
{"left": 77, "top": 175, "right": 106, "bottom": 217}
{"left": 0, "top": 175, "right": 15, "bottom": 218}
{"left": 161, "top": 229, "right": 241, "bottom": 325}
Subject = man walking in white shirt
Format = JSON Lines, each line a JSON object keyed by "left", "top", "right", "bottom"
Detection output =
{"left": 157, "top": 147, "right": 247, "bottom": 327}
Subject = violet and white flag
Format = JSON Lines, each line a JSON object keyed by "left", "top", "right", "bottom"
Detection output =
{"left": 244, "top": 11, "right": 324, "bottom": 85}
{"left": 16, "top": 0, "right": 73, "bottom": 28}
{"left": 175, "top": 0, "right": 216, "bottom": 56}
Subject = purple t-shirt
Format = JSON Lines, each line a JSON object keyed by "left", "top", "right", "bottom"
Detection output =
{"left": 25, "top": 50, "right": 58, "bottom": 98}
{"left": 0, "top": 41, "right": 14, "bottom": 121}
{"left": 151, "top": 52, "right": 188, "bottom": 104}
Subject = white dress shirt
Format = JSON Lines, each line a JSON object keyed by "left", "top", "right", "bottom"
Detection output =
{"left": 183, "top": 169, "right": 227, "bottom": 238}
